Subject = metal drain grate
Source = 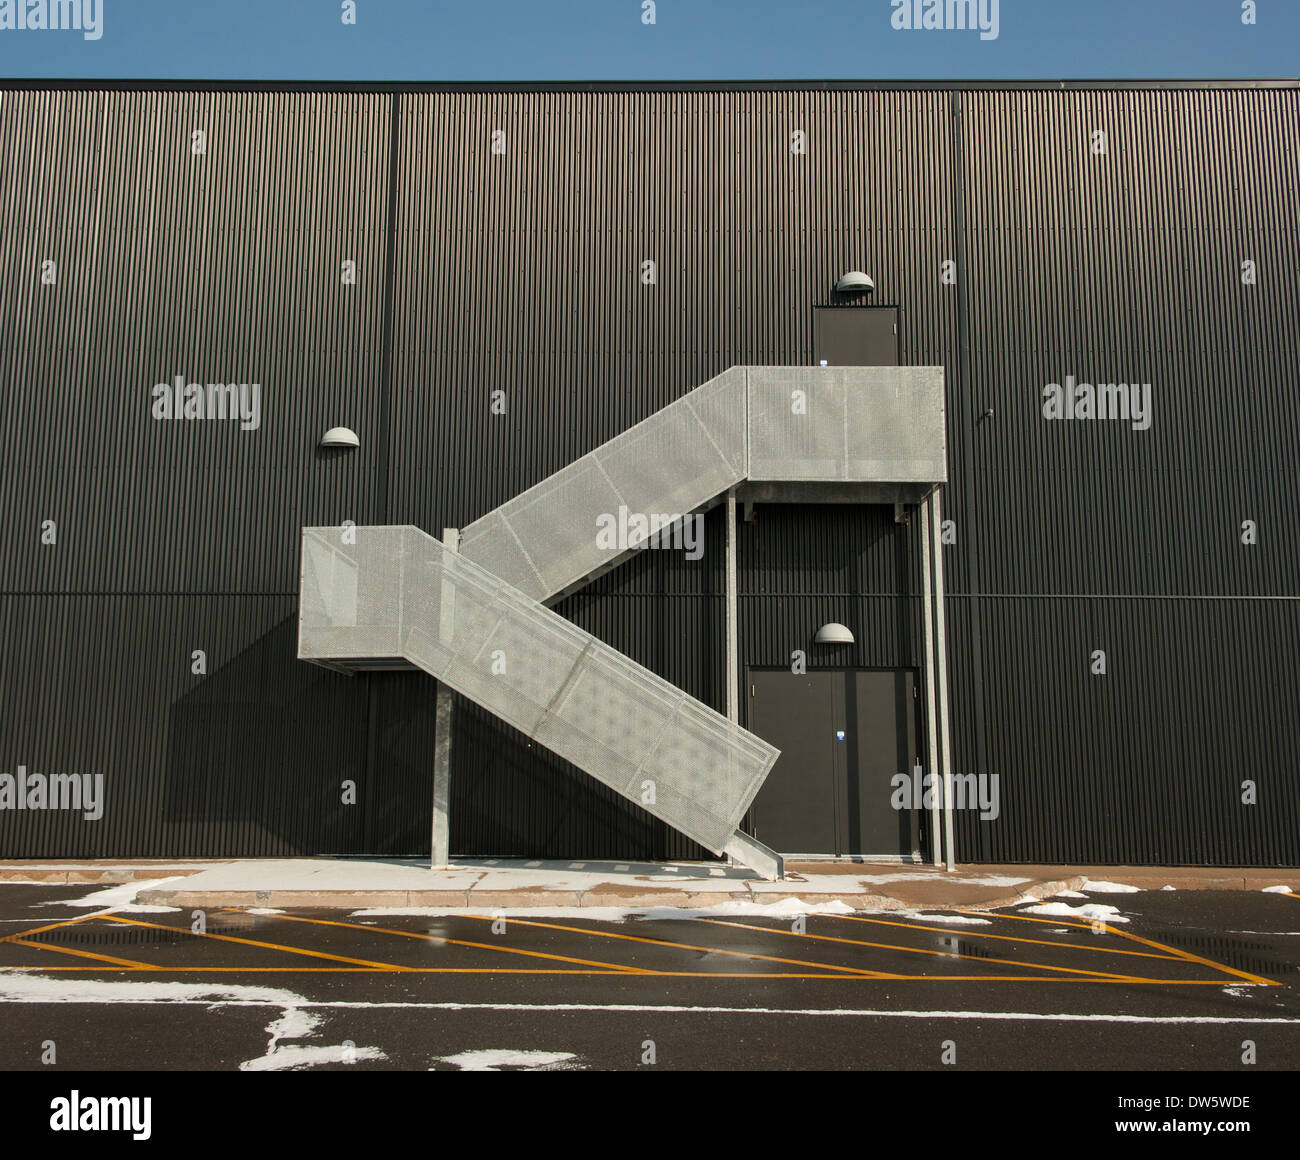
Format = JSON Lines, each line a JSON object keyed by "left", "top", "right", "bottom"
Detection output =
{"left": 36, "top": 925, "right": 191, "bottom": 947}
{"left": 1150, "top": 933, "right": 1294, "bottom": 977}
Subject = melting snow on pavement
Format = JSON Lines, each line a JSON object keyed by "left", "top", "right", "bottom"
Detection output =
{"left": 0, "top": 973, "right": 384, "bottom": 1072}
{"left": 351, "top": 898, "right": 862, "bottom": 922}
{"left": 432, "top": 1049, "right": 580, "bottom": 1071}
{"left": 35, "top": 879, "right": 187, "bottom": 914}
{"left": 1015, "top": 901, "right": 1130, "bottom": 924}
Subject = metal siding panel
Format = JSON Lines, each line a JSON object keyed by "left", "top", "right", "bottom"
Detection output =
{"left": 1, "top": 83, "right": 1296, "bottom": 865}
{"left": 0, "top": 89, "right": 393, "bottom": 594}
{"left": 948, "top": 596, "right": 1300, "bottom": 865}
{"left": 945, "top": 89, "right": 1299, "bottom": 865}
{"left": 0, "top": 596, "right": 372, "bottom": 857}
{"left": 386, "top": 89, "right": 959, "bottom": 534}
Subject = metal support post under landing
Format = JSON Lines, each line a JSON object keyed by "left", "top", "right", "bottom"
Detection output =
{"left": 431, "top": 527, "right": 459, "bottom": 870}
{"left": 720, "top": 490, "right": 784, "bottom": 881}
{"left": 724, "top": 828, "right": 784, "bottom": 881}
{"left": 927, "top": 494, "right": 956, "bottom": 872}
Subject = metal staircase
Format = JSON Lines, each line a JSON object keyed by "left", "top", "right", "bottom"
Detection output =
{"left": 298, "top": 366, "right": 946, "bottom": 878}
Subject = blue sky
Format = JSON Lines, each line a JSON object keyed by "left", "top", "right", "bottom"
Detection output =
{"left": 0, "top": 0, "right": 1294, "bottom": 81}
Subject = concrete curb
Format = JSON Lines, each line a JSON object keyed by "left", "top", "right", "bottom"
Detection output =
{"left": 135, "top": 886, "right": 912, "bottom": 910}
{"left": 0, "top": 866, "right": 220, "bottom": 884}
{"left": 11, "top": 860, "right": 1293, "bottom": 912}
{"left": 963, "top": 876, "right": 1090, "bottom": 912}
{"left": 133, "top": 875, "right": 1094, "bottom": 913}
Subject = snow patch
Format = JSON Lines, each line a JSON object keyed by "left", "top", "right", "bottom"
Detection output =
{"left": 0, "top": 971, "right": 383, "bottom": 1072}
{"left": 856, "top": 873, "right": 1031, "bottom": 887}
{"left": 266, "top": 1008, "right": 322, "bottom": 1051}
{"left": 1160, "top": 885, "right": 1176, "bottom": 891}
{"left": 1081, "top": 880, "right": 1142, "bottom": 894}
{"left": 351, "top": 898, "right": 860, "bottom": 923}
{"left": 893, "top": 911, "right": 992, "bottom": 926}
{"left": 240, "top": 1044, "right": 387, "bottom": 1072}
{"left": 1262, "top": 885, "right": 1293, "bottom": 895}
{"left": 0, "top": 972, "right": 306, "bottom": 1007}
{"left": 246, "top": 908, "right": 285, "bottom": 915}
{"left": 1015, "top": 901, "right": 1129, "bottom": 924}
{"left": 1056, "top": 890, "right": 1087, "bottom": 898}
{"left": 239, "top": 997, "right": 387, "bottom": 1072}
{"left": 37, "top": 878, "right": 189, "bottom": 913}
{"left": 433, "top": 1049, "right": 579, "bottom": 1072}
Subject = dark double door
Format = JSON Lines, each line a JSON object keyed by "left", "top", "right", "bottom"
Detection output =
{"left": 746, "top": 669, "right": 919, "bottom": 857}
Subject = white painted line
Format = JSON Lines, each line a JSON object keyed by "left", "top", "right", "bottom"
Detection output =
{"left": 5, "top": 988, "right": 1294, "bottom": 1024}
{"left": 280, "top": 1003, "right": 1300, "bottom": 1025}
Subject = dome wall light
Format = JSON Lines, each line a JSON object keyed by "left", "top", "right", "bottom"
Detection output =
{"left": 814, "top": 622, "right": 855, "bottom": 645}
{"left": 320, "top": 426, "right": 360, "bottom": 449}
{"left": 834, "top": 271, "right": 875, "bottom": 295}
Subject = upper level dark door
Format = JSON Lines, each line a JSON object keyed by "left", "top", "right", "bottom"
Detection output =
{"left": 813, "top": 306, "right": 899, "bottom": 366}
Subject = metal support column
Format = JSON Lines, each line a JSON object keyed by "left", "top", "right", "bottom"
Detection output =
{"left": 431, "top": 527, "right": 459, "bottom": 869}
{"left": 725, "top": 487, "right": 739, "bottom": 725}
{"left": 720, "top": 486, "right": 784, "bottom": 880}
{"left": 928, "top": 494, "right": 956, "bottom": 872}
{"left": 919, "top": 496, "right": 943, "bottom": 866}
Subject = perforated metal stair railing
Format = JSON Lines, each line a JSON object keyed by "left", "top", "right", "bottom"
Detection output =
{"left": 299, "top": 524, "right": 779, "bottom": 858}
{"left": 456, "top": 366, "right": 946, "bottom": 604}
{"left": 456, "top": 367, "right": 748, "bottom": 604}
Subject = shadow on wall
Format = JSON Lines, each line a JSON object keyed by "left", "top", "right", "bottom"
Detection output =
{"left": 161, "top": 614, "right": 713, "bottom": 861}
{"left": 450, "top": 699, "right": 713, "bottom": 862}
{"left": 164, "top": 618, "right": 375, "bottom": 856}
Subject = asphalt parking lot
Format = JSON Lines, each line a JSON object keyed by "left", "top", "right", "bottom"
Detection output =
{"left": 0, "top": 883, "right": 1297, "bottom": 1071}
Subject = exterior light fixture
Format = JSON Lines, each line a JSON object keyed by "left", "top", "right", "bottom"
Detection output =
{"left": 814, "top": 622, "right": 855, "bottom": 645}
{"left": 320, "top": 426, "right": 360, "bottom": 449}
{"left": 835, "top": 271, "right": 874, "bottom": 295}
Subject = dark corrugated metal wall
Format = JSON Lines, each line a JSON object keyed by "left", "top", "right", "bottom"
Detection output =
{"left": 0, "top": 88, "right": 396, "bottom": 856}
{"left": 0, "top": 83, "right": 1295, "bottom": 864}
{"left": 949, "top": 88, "right": 1300, "bottom": 863}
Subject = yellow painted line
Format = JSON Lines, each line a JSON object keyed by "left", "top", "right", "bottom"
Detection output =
{"left": 955, "top": 908, "right": 1113, "bottom": 932}
{"left": 236, "top": 909, "right": 892, "bottom": 978}
{"left": 1105, "top": 927, "right": 1277, "bottom": 987}
{"left": 830, "top": 913, "right": 1184, "bottom": 962}
{"left": 234, "top": 911, "right": 654, "bottom": 975}
{"left": 0, "top": 964, "right": 1240, "bottom": 982}
{"left": 0, "top": 913, "right": 102, "bottom": 942}
{"left": 449, "top": 913, "right": 905, "bottom": 977}
{"left": 957, "top": 908, "right": 1279, "bottom": 987}
{"left": 6, "top": 937, "right": 158, "bottom": 971}
{"left": 99, "top": 915, "right": 411, "bottom": 972}
{"left": 695, "top": 918, "right": 1149, "bottom": 983}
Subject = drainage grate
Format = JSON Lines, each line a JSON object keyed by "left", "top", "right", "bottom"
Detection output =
{"left": 35, "top": 925, "right": 191, "bottom": 947}
{"left": 934, "top": 936, "right": 993, "bottom": 960}
{"left": 1149, "top": 933, "right": 1295, "bottom": 977}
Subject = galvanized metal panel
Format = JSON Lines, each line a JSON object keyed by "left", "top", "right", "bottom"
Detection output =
{"left": 299, "top": 524, "right": 779, "bottom": 853}
{"left": 746, "top": 366, "right": 946, "bottom": 483}
{"left": 454, "top": 363, "right": 942, "bottom": 602}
